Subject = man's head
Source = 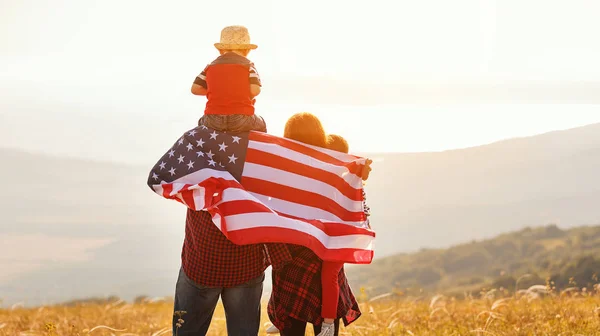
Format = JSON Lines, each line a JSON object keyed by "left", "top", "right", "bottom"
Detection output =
{"left": 283, "top": 112, "right": 327, "bottom": 148}
{"left": 326, "top": 134, "right": 349, "bottom": 153}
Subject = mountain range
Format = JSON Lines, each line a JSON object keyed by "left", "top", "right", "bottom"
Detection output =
{"left": 1, "top": 122, "right": 599, "bottom": 306}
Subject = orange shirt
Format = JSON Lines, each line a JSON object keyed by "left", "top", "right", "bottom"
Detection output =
{"left": 194, "top": 52, "right": 261, "bottom": 116}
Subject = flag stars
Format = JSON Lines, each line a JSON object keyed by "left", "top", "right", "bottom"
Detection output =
{"left": 188, "top": 130, "right": 197, "bottom": 137}
{"left": 196, "top": 138, "right": 205, "bottom": 147}
{"left": 196, "top": 151, "right": 205, "bottom": 158}
{"left": 168, "top": 167, "right": 176, "bottom": 176}
{"left": 206, "top": 150, "right": 214, "bottom": 159}
{"left": 178, "top": 138, "right": 185, "bottom": 145}
{"left": 158, "top": 161, "right": 166, "bottom": 170}
{"left": 152, "top": 172, "right": 159, "bottom": 180}
{"left": 177, "top": 155, "right": 185, "bottom": 163}
{"left": 186, "top": 143, "right": 194, "bottom": 151}
{"left": 200, "top": 125, "right": 208, "bottom": 130}
{"left": 210, "top": 131, "right": 218, "bottom": 140}
{"left": 231, "top": 136, "right": 241, "bottom": 144}
{"left": 218, "top": 142, "right": 228, "bottom": 152}
{"left": 219, "top": 162, "right": 225, "bottom": 168}
{"left": 228, "top": 154, "right": 238, "bottom": 164}
{"left": 168, "top": 149, "right": 175, "bottom": 157}
{"left": 187, "top": 160, "right": 195, "bottom": 170}
{"left": 208, "top": 159, "right": 216, "bottom": 167}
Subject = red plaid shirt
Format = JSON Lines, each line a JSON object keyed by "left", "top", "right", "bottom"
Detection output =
{"left": 182, "top": 209, "right": 291, "bottom": 287}
{"left": 268, "top": 244, "right": 361, "bottom": 330}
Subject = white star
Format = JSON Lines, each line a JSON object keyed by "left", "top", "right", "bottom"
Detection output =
{"left": 208, "top": 159, "right": 216, "bottom": 167}
{"left": 196, "top": 138, "right": 205, "bottom": 147}
{"left": 218, "top": 142, "right": 228, "bottom": 152}
{"left": 188, "top": 130, "right": 197, "bottom": 137}
{"left": 232, "top": 136, "right": 241, "bottom": 144}
{"left": 206, "top": 150, "right": 214, "bottom": 159}
{"left": 159, "top": 161, "right": 166, "bottom": 170}
{"left": 201, "top": 125, "right": 208, "bottom": 130}
{"left": 152, "top": 172, "right": 159, "bottom": 180}
{"left": 168, "top": 167, "right": 176, "bottom": 176}
{"left": 219, "top": 162, "right": 224, "bottom": 167}
{"left": 210, "top": 131, "right": 218, "bottom": 140}
{"left": 168, "top": 149, "right": 175, "bottom": 157}
{"left": 178, "top": 138, "right": 184, "bottom": 145}
{"left": 196, "top": 151, "right": 205, "bottom": 157}
{"left": 187, "top": 160, "right": 195, "bottom": 169}
{"left": 186, "top": 143, "right": 194, "bottom": 151}
{"left": 177, "top": 155, "right": 185, "bottom": 163}
{"left": 228, "top": 154, "right": 238, "bottom": 164}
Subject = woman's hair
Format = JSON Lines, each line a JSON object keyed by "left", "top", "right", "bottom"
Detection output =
{"left": 326, "top": 134, "right": 349, "bottom": 153}
{"left": 283, "top": 112, "right": 328, "bottom": 148}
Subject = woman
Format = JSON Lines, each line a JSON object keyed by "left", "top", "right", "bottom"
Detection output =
{"left": 267, "top": 112, "right": 363, "bottom": 336}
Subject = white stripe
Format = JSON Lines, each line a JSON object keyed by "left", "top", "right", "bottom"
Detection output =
{"left": 243, "top": 163, "right": 362, "bottom": 212}
{"left": 197, "top": 74, "right": 206, "bottom": 80}
{"left": 222, "top": 212, "right": 374, "bottom": 250}
{"left": 173, "top": 168, "right": 238, "bottom": 185}
{"left": 249, "top": 73, "right": 259, "bottom": 78}
{"left": 217, "top": 188, "right": 368, "bottom": 228}
{"left": 247, "top": 140, "right": 363, "bottom": 187}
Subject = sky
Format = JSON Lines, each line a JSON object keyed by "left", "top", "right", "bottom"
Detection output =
{"left": 1, "top": 0, "right": 600, "bottom": 163}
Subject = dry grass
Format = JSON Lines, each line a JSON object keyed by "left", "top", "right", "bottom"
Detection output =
{"left": 3, "top": 289, "right": 600, "bottom": 336}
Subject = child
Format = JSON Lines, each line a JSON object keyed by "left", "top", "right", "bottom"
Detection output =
{"left": 191, "top": 25, "right": 267, "bottom": 133}
{"left": 272, "top": 114, "right": 371, "bottom": 336}
{"left": 318, "top": 134, "right": 371, "bottom": 336}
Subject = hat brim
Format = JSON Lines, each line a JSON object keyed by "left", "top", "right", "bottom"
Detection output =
{"left": 214, "top": 43, "right": 258, "bottom": 50}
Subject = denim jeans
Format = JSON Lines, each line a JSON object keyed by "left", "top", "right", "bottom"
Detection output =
{"left": 172, "top": 268, "right": 265, "bottom": 335}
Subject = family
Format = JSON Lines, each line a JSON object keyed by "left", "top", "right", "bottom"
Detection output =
{"left": 171, "top": 26, "right": 372, "bottom": 336}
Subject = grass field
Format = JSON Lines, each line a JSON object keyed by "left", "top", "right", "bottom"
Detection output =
{"left": 3, "top": 288, "right": 600, "bottom": 335}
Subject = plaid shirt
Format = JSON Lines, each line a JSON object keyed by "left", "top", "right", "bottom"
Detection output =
{"left": 268, "top": 244, "right": 361, "bottom": 330}
{"left": 182, "top": 209, "right": 291, "bottom": 287}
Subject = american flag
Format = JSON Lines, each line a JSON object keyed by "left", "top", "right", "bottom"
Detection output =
{"left": 147, "top": 125, "right": 375, "bottom": 264}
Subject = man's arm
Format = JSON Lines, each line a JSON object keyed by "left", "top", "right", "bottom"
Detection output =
{"left": 263, "top": 243, "right": 292, "bottom": 269}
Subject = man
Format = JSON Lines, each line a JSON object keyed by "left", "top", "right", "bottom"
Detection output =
{"left": 173, "top": 209, "right": 291, "bottom": 335}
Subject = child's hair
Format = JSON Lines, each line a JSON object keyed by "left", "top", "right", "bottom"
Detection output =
{"left": 326, "top": 134, "right": 349, "bottom": 154}
{"left": 283, "top": 112, "right": 328, "bottom": 148}
{"left": 219, "top": 49, "right": 250, "bottom": 57}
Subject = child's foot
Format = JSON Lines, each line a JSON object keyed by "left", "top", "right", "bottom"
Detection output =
{"left": 266, "top": 324, "right": 280, "bottom": 334}
{"left": 316, "top": 322, "right": 335, "bottom": 336}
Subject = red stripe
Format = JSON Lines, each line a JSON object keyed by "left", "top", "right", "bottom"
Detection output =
{"left": 248, "top": 131, "right": 366, "bottom": 177}
{"left": 227, "top": 226, "right": 374, "bottom": 264}
{"left": 241, "top": 177, "right": 365, "bottom": 222}
{"left": 216, "top": 199, "right": 374, "bottom": 237}
{"left": 244, "top": 148, "right": 363, "bottom": 202}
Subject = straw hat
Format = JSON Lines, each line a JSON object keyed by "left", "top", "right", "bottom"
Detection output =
{"left": 214, "top": 26, "right": 258, "bottom": 50}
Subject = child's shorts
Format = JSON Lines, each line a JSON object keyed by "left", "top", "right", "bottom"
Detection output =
{"left": 198, "top": 114, "right": 267, "bottom": 133}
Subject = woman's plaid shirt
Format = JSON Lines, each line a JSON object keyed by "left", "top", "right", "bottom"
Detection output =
{"left": 268, "top": 244, "right": 361, "bottom": 330}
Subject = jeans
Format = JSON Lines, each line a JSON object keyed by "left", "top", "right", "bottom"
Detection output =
{"left": 172, "top": 267, "right": 265, "bottom": 335}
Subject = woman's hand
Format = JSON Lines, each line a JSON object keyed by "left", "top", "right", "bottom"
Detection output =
{"left": 361, "top": 159, "right": 373, "bottom": 181}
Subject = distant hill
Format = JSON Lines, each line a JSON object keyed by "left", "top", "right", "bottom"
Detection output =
{"left": 364, "top": 122, "right": 600, "bottom": 256}
{"left": 347, "top": 224, "right": 600, "bottom": 298}
{"left": 1, "top": 122, "right": 600, "bottom": 306}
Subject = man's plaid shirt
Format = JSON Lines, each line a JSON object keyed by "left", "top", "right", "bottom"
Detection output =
{"left": 268, "top": 244, "right": 361, "bottom": 330}
{"left": 182, "top": 209, "right": 291, "bottom": 287}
